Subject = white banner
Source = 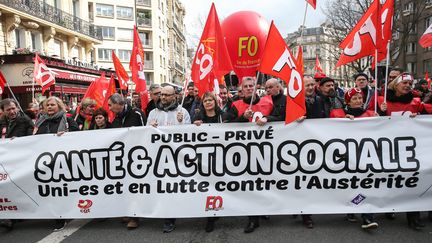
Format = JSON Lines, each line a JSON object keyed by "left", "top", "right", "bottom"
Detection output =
{"left": 1, "top": 116, "right": 432, "bottom": 219}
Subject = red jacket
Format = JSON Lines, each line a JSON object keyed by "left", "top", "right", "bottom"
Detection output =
{"left": 376, "top": 96, "right": 421, "bottom": 116}
{"left": 330, "top": 108, "right": 375, "bottom": 118}
{"left": 232, "top": 95, "right": 273, "bottom": 121}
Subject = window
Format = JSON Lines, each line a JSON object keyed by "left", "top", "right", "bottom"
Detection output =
{"left": 426, "top": 17, "right": 432, "bottom": 29}
{"left": 405, "top": 42, "right": 416, "bottom": 54}
{"left": 162, "top": 39, "right": 165, "bottom": 50}
{"left": 162, "top": 20, "right": 165, "bottom": 32}
{"left": 118, "top": 50, "right": 132, "bottom": 62}
{"left": 163, "top": 57, "right": 166, "bottom": 68}
{"left": 158, "top": 17, "right": 161, "bottom": 29}
{"left": 14, "top": 29, "right": 25, "bottom": 48}
{"left": 101, "top": 27, "right": 115, "bottom": 39}
{"left": 72, "top": 0, "right": 80, "bottom": 17}
{"left": 159, "top": 36, "right": 162, "bottom": 48}
{"left": 139, "top": 32, "right": 151, "bottom": 47}
{"left": 30, "top": 32, "right": 42, "bottom": 51}
{"left": 160, "top": 55, "right": 162, "bottom": 67}
{"left": 117, "top": 28, "right": 133, "bottom": 41}
{"left": 408, "top": 23, "right": 417, "bottom": 34}
{"left": 406, "top": 62, "right": 416, "bottom": 74}
{"left": 96, "top": 4, "right": 114, "bottom": 17}
{"left": 98, "top": 48, "right": 113, "bottom": 61}
{"left": 71, "top": 46, "right": 80, "bottom": 58}
{"left": 117, "top": 6, "right": 133, "bottom": 19}
{"left": 53, "top": 39, "right": 62, "bottom": 57}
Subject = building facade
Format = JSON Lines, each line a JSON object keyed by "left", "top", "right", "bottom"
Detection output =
{"left": 0, "top": 0, "right": 114, "bottom": 107}
{"left": 285, "top": 24, "right": 356, "bottom": 88}
{"left": 391, "top": 0, "right": 432, "bottom": 78}
{"left": 166, "top": 0, "right": 186, "bottom": 85}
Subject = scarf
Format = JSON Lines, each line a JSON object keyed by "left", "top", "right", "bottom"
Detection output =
{"left": 34, "top": 111, "right": 68, "bottom": 134}
{"left": 156, "top": 101, "right": 179, "bottom": 112}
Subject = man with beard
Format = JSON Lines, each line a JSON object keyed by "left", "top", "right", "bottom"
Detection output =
{"left": 147, "top": 85, "right": 190, "bottom": 233}
{"left": 109, "top": 93, "right": 147, "bottom": 129}
{"left": 218, "top": 84, "right": 232, "bottom": 113}
{"left": 353, "top": 73, "right": 374, "bottom": 109}
{"left": 317, "top": 77, "right": 344, "bottom": 117}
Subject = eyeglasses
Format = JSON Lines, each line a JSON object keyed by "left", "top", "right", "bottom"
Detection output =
{"left": 153, "top": 92, "right": 161, "bottom": 96}
{"left": 265, "top": 85, "right": 274, "bottom": 90}
{"left": 160, "top": 93, "right": 174, "bottom": 97}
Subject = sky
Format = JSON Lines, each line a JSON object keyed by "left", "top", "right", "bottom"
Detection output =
{"left": 181, "top": 0, "right": 329, "bottom": 48}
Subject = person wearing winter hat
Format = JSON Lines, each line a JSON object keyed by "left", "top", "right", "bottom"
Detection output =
{"left": 374, "top": 72, "right": 422, "bottom": 116}
{"left": 317, "top": 77, "right": 345, "bottom": 117}
{"left": 330, "top": 88, "right": 376, "bottom": 119}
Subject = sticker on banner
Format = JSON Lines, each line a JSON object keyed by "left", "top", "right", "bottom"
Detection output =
{"left": 205, "top": 196, "right": 223, "bottom": 211}
{"left": 78, "top": 199, "right": 93, "bottom": 213}
{"left": 351, "top": 194, "right": 366, "bottom": 205}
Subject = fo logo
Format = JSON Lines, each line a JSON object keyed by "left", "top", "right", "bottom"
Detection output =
{"left": 78, "top": 199, "right": 93, "bottom": 213}
{"left": 205, "top": 196, "right": 223, "bottom": 211}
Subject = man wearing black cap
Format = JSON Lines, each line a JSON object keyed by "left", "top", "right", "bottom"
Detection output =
{"left": 317, "top": 77, "right": 345, "bottom": 117}
{"left": 353, "top": 73, "right": 374, "bottom": 109}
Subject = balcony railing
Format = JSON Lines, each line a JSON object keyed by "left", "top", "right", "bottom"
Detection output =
{"left": 173, "top": 21, "right": 185, "bottom": 40}
{"left": 144, "top": 60, "right": 153, "bottom": 69}
{"left": 137, "top": 0, "right": 151, "bottom": 7}
{"left": 137, "top": 17, "right": 152, "bottom": 28}
{"left": 0, "top": 0, "right": 102, "bottom": 40}
{"left": 175, "top": 61, "right": 184, "bottom": 72}
{"left": 141, "top": 39, "right": 152, "bottom": 48}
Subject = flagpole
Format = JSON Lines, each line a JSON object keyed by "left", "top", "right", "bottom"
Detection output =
{"left": 5, "top": 81, "right": 23, "bottom": 112}
{"left": 300, "top": 2, "right": 309, "bottom": 41}
{"left": 249, "top": 72, "right": 260, "bottom": 108}
{"left": 180, "top": 78, "right": 188, "bottom": 108}
{"left": 374, "top": 49, "right": 378, "bottom": 114}
{"left": 384, "top": 41, "right": 390, "bottom": 102}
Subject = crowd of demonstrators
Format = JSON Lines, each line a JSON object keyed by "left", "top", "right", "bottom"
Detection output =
{"left": 2, "top": 71, "right": 432, "bottom": 234}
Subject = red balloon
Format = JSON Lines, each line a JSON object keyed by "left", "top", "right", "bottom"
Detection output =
{"left": 221, "top": 11, "right": 270, "bottom": 81}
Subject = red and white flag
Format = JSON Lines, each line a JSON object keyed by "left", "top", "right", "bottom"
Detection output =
{"left": 306, "top": 0, "right": 316, "bottom": 9}
{"left": 0, "top": 71, "right": 6, "bottom": 95}
{"left": 82, "top": 72, "right": 110, "bottom": 108}
{"left": 103, "top": 74, "right": 117, "bottom": 122}
{"left": 33, "top": 53, "right": 56, "bottom": 93}
{"left": 191, "top": 3, "right": 233, "bottom": 97}
{"left": 259, "top": 22, "right": 305, "bottom": 124}
{"left": 420, "top": 23, "right": 432, "bottom": 48}
{"left": 314, "top": 54, "right": 325, "bottom": 74}
{"left": 129, "top": 26, "right": 148, "bottom": 113}
{"left": 371, "top": 0, "right": 394, "bottom": 67}
{"left": 112, "top": 50, "right": 129, "bottom": 90}
{"left": 336, "top": 0, "right": 381, "bottom": 68}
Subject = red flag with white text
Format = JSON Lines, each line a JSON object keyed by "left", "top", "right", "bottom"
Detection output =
{"left": 191, "top": 3, "right": 233, "bottom": 97}
{"left": 129, "top": 26, "right": 148, "bottom": 113}
{"left": 0, "top": 71, "right": 6, "bottom": 96}
{"left": 306, "top": 0, "right": 316, "bottom": 9}
{"left": 336, "top": 0, "right": 381, "bottom": 68}
{"left": 420, "top": 23, "right": 432, "bottom": 48}
{"left": 33, "top": 53, "right": 56, "bottom": 93}
{"left": 259, "top": 22, "right": 305, "bottom": 124}
{"left": 112, "top": 51, "right": 129, "bottom": 90}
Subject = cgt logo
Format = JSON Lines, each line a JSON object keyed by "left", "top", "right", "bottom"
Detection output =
{"left": 78, "top": 199, "right": 93, "bottom": 214}
{"left": 205, "top": 196, "right": 223, "bottom": 211}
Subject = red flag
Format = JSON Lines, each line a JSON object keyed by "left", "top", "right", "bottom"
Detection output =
{"left": 420, "top": 23, "right": 432, "bottom": 48}
{"left": 0, "top": 71, "right": 6, "bottom": 95}
{"left": 296, "top": 46, "right": 304, "bottom": 74}
{"left": 336, "top": 0, "right": 381, "bottom": 68}
{"left": 373, "top": 0, "right": 394, "bottom": 65}
{"left": 129, "top": 26, "right": 148, "bottom": 113}
{"left": 191, "top": 3, "right": 233, "bottom": 97}
{"left": 314, "top": 54, "right": 325, "bottom": 74}
{"left": 82, "top": 72, "right": 110, "bottom": 108}
{"left": 103, "top": 74, "right": 117, "bottom": 122}
{"left": 425, "top": 71, "right": 431, "bottom": 90}
{"left": 33, "top": 53, "right": 56, "bottom": 93}
{"left": 259, "top": 22, "right": 306, "bottom": 124}
{"left": 306, "top": 0, "right": 316, "bottom": 9}
{"left": 112, "top": 51, "right": 129, "bottom": 90}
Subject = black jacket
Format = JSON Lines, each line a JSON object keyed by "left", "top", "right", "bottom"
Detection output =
{"left": 146, "top": 99, "right": 157, "bottom": 116}
{"left": 111, "top": 104, "right": 147, "bottom": 128}
{"left": 317, "top": 92, "right": 345, "bottom": 118}
{"left": 305, "top": 94, "right": 326, "bottom": 119}
{"left": 0, "top": 113, "right": 34, "bottom": 138}
{"left": 267, "top": 93, "right": 286, "bottom": 122}
{"left": 35, "top": 116, "right": 79, "bottom": 135}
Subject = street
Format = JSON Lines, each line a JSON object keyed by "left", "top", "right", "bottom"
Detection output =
{"left": 1, "top": 214, "right": 432, "bottom": 243}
